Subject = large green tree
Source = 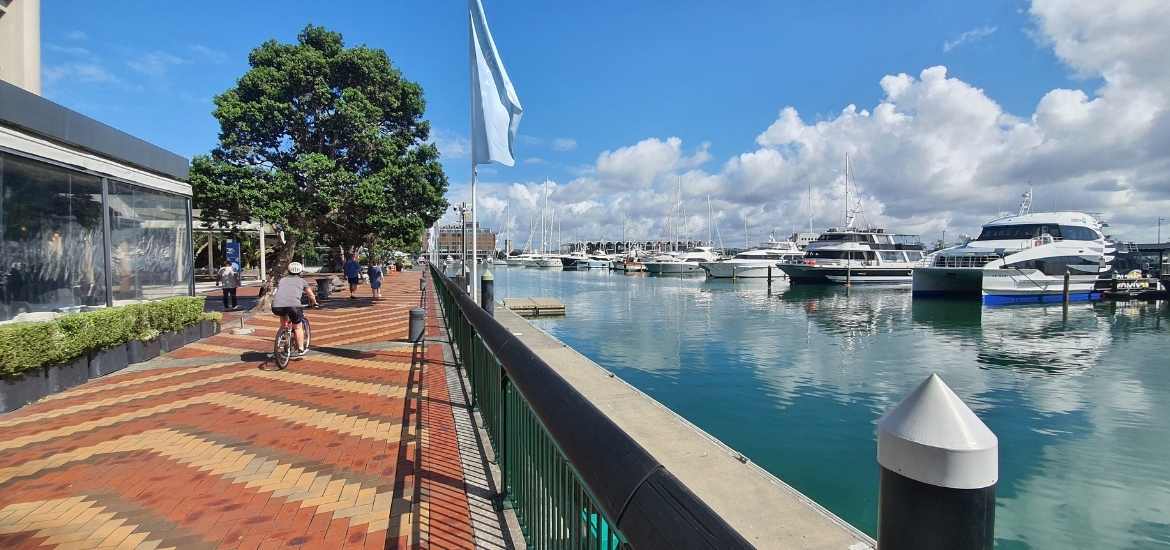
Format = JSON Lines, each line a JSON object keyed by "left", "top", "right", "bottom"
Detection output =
{"left": 190, "top": 25, "right": 447, "bottom": 292}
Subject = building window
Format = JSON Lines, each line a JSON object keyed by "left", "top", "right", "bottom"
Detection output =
{"left": 1, "top": 152, "right": 107, "bottom": 320}
{"left": 108, "top": 180, "right": 191, "bottom": 302}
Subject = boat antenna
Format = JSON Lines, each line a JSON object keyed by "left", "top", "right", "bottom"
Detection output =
{"left": 1018, "top": 187, "right": 1032, "bottom": 216}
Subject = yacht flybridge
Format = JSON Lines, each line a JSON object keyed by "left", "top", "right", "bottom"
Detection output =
{"left": 912, "top": 210, "right": 1112, "bottom": 304}
{"left": 700, "top": 238, "right": 803, "bottom": 278}
{"left": 778, "top": 228, "right": 926, "bottom": 284}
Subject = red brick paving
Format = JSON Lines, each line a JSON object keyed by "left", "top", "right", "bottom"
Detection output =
{"left": 0, "top": 271, "right": 478, "bottom": 549}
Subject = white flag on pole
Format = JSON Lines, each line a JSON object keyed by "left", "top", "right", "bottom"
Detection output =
{"left": 469, "top": 0, "right": 522, "bottom": 167}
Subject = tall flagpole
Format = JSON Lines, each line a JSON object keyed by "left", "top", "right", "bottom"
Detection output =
{"left": 471, "top": 166, "right": 478, "bottom": 300}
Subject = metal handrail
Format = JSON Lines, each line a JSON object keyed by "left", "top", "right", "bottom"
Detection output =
{"left": 429, "top": 265, "right": 751, "bottom": 549}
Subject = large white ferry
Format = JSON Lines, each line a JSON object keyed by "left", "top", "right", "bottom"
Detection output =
{"left": 778, "top": 228, "right": 926, "bottom": 284}
{"left": 912, "top": 210, "right": 1111, "bottom": 304}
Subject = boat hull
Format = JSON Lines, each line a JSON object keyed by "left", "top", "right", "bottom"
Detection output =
{"left": 700, "top": 262, "right": 782, "bottom": 279}
{"left": 778, "top": 264, "right": 912, "bottom": 284}
{"left": 645, "top": 262, "right": 704, "bottom": 274}
{"left": 912, "top": 266, "right": 1102, "bottom": 304}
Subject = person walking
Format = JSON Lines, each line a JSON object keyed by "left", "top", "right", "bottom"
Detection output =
{"left": 217, "top": 260, "right": 240, "bottom": 310}
{"left": 343, "top": 255, "right": 362, "bottom": 299}
{"left": 368, "top": 262, "right": 384, "bottom": 300}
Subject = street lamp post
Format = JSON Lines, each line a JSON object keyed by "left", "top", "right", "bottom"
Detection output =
{"left": 1159, "top": 217, "right": 1167, "bottom": 243}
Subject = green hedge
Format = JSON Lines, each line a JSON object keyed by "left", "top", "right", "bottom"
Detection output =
{"left": 0, "top": 296, "right": 208, "bottom": 377}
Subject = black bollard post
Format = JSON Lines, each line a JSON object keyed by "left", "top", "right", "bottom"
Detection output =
{"left": 767, "top": 265, "right": 773, "bottom": 286}
{"left": 481, "top": 269, "right": 495, "bottom": 316}
{"left": 877, "top": 374, "right": 998, "bottom": 550}
{"left": 1062, "top": 269, "right": 1071, "bottom": 317}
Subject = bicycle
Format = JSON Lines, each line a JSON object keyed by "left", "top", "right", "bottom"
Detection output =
{"left": 273, "top": 307, "right": 314, "bottom": 370}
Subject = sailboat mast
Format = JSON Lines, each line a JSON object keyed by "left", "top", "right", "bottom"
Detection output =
{"left": 540, "top": 179, "right": 547, "bottom": 255}
{"left": 843, "top": 152, "right": 849, "bottom": 228}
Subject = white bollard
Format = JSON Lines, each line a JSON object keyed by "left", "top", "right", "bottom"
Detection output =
{"left": 877, "top": 374, "right": 998, "bottom": 550}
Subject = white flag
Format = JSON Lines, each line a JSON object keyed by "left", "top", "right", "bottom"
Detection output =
{"left": 469, "top": 0, "right": 522, "bottom": 167}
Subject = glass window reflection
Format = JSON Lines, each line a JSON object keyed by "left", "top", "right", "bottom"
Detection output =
{"left": 1, "top": 153, "right": 107, "bottom": 320}
{"left": 108, "top": 181, "right": 190, "bottom": 302}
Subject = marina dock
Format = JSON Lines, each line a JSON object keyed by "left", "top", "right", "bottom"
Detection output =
{"left": 503, "top": 297, "right": 566, "bottom": 316}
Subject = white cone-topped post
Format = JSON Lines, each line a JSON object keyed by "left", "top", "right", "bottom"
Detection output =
{"left": 877, "top": 374, "right": 998, "bottom": 550}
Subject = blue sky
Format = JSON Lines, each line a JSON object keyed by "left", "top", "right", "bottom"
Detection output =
{"left": 41, "top": 1, "right": 1169, "bottom": 242}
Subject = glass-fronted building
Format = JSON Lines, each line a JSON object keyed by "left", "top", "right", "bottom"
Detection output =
{"left": 0, "top": 80, "right": 192, "bottom": 322}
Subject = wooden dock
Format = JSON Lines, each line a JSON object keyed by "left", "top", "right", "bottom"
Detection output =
{"left": 503, "top": 297, "right": 566, "bottom": 317}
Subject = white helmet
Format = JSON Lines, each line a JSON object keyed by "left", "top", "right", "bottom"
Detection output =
{"left": 287, "top": 261, "right": 304, "bottom": 274}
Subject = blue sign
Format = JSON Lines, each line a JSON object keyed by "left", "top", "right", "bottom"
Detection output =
{"left": 225, "top": 240, "right": 241, "bottom": 271}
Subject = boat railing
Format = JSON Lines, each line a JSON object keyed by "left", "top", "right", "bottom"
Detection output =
{"left": 428, "top": 265, "right": 749, "bottom": 549}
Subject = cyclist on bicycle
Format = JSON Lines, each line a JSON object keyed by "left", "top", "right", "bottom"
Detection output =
{"left": 272, "top": 261, "right": 319, "bottom": 358}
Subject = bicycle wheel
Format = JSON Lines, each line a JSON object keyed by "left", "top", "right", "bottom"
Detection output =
{"left": 301, "top": 317, "right": 312, "bottom": 350}
{"left": 274, "top": 327, "right": 292, "bottom": 370}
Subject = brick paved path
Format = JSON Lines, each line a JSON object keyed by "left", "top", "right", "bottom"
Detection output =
{"left": 0, "top": 272, "right": 481, "bottom": 549}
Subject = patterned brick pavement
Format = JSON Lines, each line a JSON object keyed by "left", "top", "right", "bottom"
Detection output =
{"left": 0, "top": 271, "right": 483, "bottom": 549}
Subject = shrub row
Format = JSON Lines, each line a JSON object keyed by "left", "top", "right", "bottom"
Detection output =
{"left": 0, "top": 297, "right": 212, "bottom": 377}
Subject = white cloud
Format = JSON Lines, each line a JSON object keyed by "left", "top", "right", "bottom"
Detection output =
{"left": 126, "top": 51, "right": 186, "bottom": 76}
{"left": 551, "top": 137, "right": 577, "bottom": 151}
{"left": 942, "top": 25, "right": 998, "bottom": 52}
{"left": 523, "top": 157, "right": 546, "bottom": 165}
{"left": 595, "top": 137, "right": 711, "bottom": 187}
{"left": 432, "top": 130, "right": 470, "bottom": 161}
{"left": 189, "top": 44, "right": 227, "bottom": 64}
{"left": 452, "top": 0, "right": 1170, "bottom": 246}
{"left": 45, "top": 43, "right": 93, "bottom": 57}
{"left": 65, "top": 30, "right": 88, "bottom": 41}
{"left": 43, "top": 63, "right": 123, "bottom": 86}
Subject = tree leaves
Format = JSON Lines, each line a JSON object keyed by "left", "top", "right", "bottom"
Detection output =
{"left": 191, "top": 23, "right": 448, "bottom": 275}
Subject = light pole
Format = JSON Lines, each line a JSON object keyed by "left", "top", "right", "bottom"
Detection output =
{"left": 1159, "top": 217, "right": 1167, "bottom": 243}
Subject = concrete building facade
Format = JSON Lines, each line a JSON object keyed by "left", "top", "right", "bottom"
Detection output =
{"left": 424, "top": 222, "right": 496, "bottom": 259}
{"left": 0, "top": 0, "right": 41, "bottom": 95}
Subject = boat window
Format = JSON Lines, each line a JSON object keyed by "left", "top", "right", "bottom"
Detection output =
{"left": 976, "top": 224, "right": 1063, "bottom": 240}
{"left": 807, "top": 250, "right": 847, "bottom": 259}
{"left": 1059, "top": 225, "right": 1100, "bottom": 241}
{"left": 817, "top": 234, "right": 847, "bottom": 242}
{"left": 878, "top": 251, "right": 902, "bottom": 262}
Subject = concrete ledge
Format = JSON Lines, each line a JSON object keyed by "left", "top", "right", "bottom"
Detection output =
{"left": 493, "top": 306, "right": 875, "bottom": 549}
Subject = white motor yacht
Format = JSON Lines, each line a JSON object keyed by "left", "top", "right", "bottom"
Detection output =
{"left": 701, "top": 239, "right": 803, "bottom": 278}
{"left": 778, "top": 228, "right": 927, "bottom": 284}
{"left": 645, "top": 246, "right": 720, "bottom": 274}
{"left": 533, "top": 255, "right": 562, "bottom": 268}
{"left": 575, "top": 255, "right": 613, "bottom": 269}
{"left": 913, "top": 211, "right": 1112, "bottom": 304}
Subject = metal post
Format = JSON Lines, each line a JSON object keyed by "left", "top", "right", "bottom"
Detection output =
{"left": 1063, "top": 269, "right": 1071, "bottom": 313}
{"left": 878, "top": 374, "right": 997, "bottom": 550}
{"left": 258, "top": 221, "right": 267, "bottom": 282}
{"left": 409, "top": 307, "right": 426, "bottom": 343}
{"left": 481, "top": 269, "right": 495, "bottom": 315}
{"left": 767, "top": 265, "right": 772, "bottom": 286}
{"left": 99, "top": 177, "right": 114, "bottom": 307}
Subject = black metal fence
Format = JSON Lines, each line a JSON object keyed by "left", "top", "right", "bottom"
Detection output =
{"left": 429, "top": 265, "right": 752, "bottom": 549}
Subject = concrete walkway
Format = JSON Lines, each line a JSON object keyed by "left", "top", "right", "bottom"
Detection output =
{"left": 0, "top": 272, "right": 500, "bottom": 549}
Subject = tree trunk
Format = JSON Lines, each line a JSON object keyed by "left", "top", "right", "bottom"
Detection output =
{"left": 250, "top": 233, "right": 298, "bottom": 312}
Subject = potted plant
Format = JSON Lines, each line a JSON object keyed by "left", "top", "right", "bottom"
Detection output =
{"left": 0, "top": 322, "right": 57, "bottom": 413}
{"left": 127, "top": 330, "right": 162, "bottom": 364}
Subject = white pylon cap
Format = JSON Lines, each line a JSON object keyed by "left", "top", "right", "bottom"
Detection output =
{"left": 877, "top": 374, "right": 998, "bottom": 489}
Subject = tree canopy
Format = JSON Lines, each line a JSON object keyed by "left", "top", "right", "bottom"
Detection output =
{"left": 190, "top": 25, "right": 447, "bottom": 281}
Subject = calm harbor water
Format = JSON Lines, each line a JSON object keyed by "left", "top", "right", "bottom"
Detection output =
{"left": 489, "top": 265, "right": 1170, "bottom": 549}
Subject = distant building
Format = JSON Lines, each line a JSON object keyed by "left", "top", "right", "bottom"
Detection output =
{"left": 1, "top": 1, "right": 193, "bottom": 322}
{"left": 424, "top": 222, "right": 496, "bottom": 259}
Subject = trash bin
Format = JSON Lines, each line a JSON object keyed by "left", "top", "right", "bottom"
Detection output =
{"left": 316, "top": 277, "right": 331, "bottom": 299}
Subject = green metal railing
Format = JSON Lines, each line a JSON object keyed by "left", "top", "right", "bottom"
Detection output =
{"left": 431, "top": 268, "right": 623, "bottom": 549}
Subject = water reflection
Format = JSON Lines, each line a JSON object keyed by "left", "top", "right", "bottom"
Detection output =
{"left": 490, "top": 266, "right": 1170, "bottom": 548}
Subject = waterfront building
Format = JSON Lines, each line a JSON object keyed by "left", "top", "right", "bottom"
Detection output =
{"left": 423, "top": 221, "right": 497, "bottom": 260}
{"left": 0, "top": 1, "right": 193, "bottom": 322}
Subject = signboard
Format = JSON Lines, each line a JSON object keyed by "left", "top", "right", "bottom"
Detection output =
{"left": 225, "top": 240, "right": 241, "bottom": 271}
